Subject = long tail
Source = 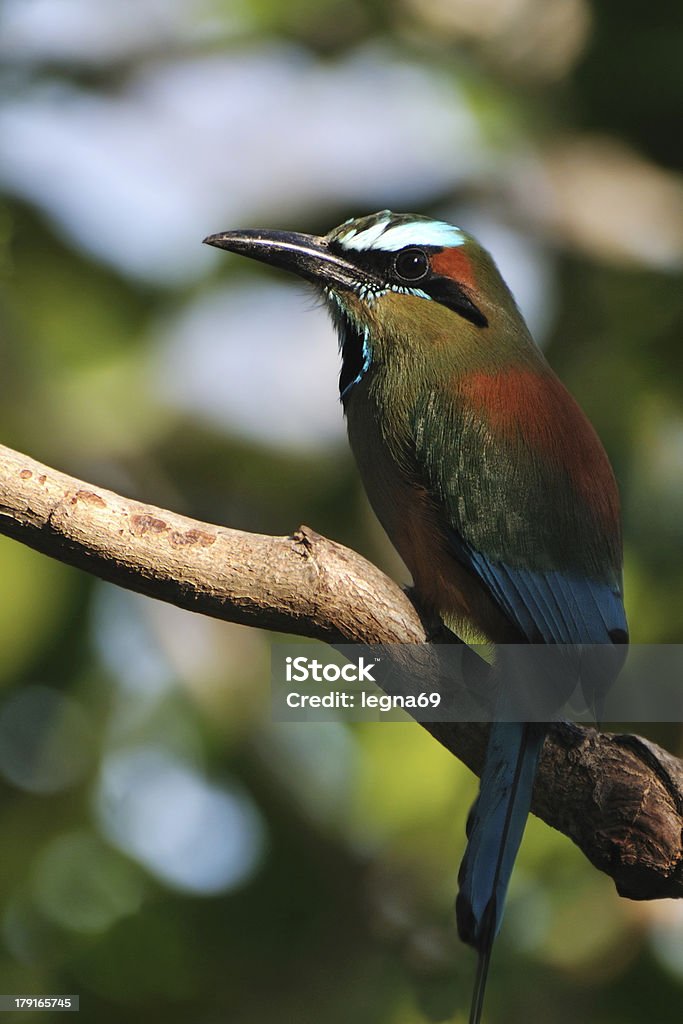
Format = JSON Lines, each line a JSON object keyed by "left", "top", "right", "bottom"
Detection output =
{"left": 456, "top": 721, "right": 546, "bottom": 1024}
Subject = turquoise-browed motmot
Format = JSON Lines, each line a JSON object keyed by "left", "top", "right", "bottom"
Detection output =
{"left": 204, "top": 211, "right": 628, "bottom": 1023}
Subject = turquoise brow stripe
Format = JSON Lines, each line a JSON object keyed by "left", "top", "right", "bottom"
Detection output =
{"left": 339, "top": 219, "right": 465, "bottom": 252}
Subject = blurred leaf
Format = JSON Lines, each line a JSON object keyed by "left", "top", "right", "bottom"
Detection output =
{"left": 0, "top": 537, "right": 76, "bottom": 685}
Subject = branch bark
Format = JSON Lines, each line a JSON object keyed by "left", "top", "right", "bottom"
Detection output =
{"left": 0, "top": 442, "right": 681, "bottom": 900}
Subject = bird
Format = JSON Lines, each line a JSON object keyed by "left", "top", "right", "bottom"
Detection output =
{"left": 204, "top": 210, "right": 628, "bottom": 1022}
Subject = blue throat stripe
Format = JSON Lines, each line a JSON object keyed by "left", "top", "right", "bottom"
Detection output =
{"left": 340, "top": 325, "right": 372, "bottom": 399}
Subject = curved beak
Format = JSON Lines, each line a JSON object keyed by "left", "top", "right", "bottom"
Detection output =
{"left": 203, "top": 229, "right": 374, "bottom": 291}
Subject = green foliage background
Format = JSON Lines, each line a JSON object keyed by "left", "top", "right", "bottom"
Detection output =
{"left": 1, "top": 1, "right": 683, "bottom": 1021}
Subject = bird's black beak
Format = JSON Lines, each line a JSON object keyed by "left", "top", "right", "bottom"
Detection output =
{"left": 203, "top": 229, "right": 376, "bottom": 292}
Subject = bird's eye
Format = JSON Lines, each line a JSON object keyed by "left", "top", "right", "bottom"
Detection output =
{"left": 393, "top": 247, "right": 429, "bottom": 282}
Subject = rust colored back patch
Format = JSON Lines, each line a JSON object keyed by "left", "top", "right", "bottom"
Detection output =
{"left": 459, "top": 368, "right": 621, "bottom": 532}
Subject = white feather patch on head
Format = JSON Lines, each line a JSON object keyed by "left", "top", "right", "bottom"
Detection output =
{"left": 337, "top": 217, "right": 391, "bottom": 250}
{"left": 338, "top": 218, "right": 465, "bottom": 252}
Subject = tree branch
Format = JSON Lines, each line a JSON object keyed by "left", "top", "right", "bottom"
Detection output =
{"left": 0, "top": 442, "right": 681, "bottom": 900}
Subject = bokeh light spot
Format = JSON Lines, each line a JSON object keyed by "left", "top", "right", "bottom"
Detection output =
{"left": 95, "top": 746, "right": 265, "bottom": 894}
{"left": 0, "top": 686, "right": 93, "bottom": 794}
{"left": 31, "top": 831, "right": 146, "bottom": 934}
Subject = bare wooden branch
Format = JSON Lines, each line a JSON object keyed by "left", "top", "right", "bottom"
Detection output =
{"left": 0, "top": 442, "right": 681, "bottom": 900}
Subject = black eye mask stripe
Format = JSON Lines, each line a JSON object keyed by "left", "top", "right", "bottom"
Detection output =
{"left": 422, "top": 276, "right": 489, "bottom": 328}
{"left": 328, "top": 242, "right": 488, "bottom": 329}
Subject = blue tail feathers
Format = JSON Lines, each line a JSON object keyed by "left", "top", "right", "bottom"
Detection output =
{"left": 456, "top": 722, "right": 546, "bottom": 951}
{"left": 457, "top": 722, "right": 546, "bottom": 1023}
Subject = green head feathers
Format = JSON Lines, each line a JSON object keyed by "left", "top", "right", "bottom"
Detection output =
{"left": 205, "top": 209, "right": 536, "bottom": 400}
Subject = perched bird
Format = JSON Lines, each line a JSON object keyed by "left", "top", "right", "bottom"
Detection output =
{"left": 204, "top": 211, "right": 628, "bottom": 1022}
